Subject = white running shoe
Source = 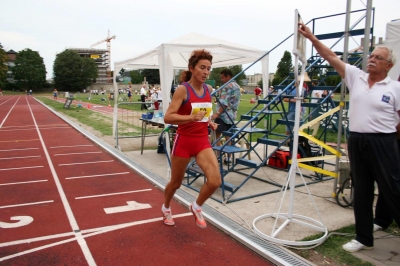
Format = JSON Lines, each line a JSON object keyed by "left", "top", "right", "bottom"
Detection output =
{"left": 342, "top": 239, "right": 373, "bottom": 253}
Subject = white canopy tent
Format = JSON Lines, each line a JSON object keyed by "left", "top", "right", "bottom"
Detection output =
{"left": 384, "top": 19, "right": 400, "bottom": 81}
{"left": 112, "top": 32, "right": 269, "bottom": 136}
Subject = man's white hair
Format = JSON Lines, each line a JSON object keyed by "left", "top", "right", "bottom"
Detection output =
{"left": 375, "top": 45, "right": 396, "bottom": 65}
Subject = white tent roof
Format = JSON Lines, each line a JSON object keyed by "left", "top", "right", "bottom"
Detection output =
{"left": 114, "top": 32, "right": 267, "bottom": 70}
{"left": 112, "top": 32, "right": 270, "bottom": 141}
{"left": 384, "top": 19, "right": 400, "bottom": 81}
{"left": 113, "top": 32, "right": 269, "bottom": 120}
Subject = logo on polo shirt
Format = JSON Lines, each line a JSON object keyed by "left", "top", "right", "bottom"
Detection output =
{"left": 381, "top": 94, "right": 390, "bottom": 103}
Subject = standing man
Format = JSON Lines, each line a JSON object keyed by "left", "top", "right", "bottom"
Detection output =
{"left": 254, "top": 85, "right": 262, "bottom": 101}
{"left": 140, "top": 84, "right": 148, "bottom": 110}
{"left": 211, "top": 69, "right": 241, "bottom": 164}
{"left": 298, "top": 23, "right": 400, "bottom": 252}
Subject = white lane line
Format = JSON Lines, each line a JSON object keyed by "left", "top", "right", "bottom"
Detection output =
{"left": 0, "top": 165, "right": 44, "bottom": 171}
{"left": 0, "top": 148, "right": 39, "bottom": 152}
{"left": 1, "top": 125, "right": 35, "bottom": 129}
{"left": 0, "top": 200, "right": 54, "bottom": 209}
{"left": 0, "top": 127, "right": 70, "bottom": 132}
{"left": 0, "top": 124, "right": 65, "bottom": 129}
{"left": 54, "top": 151, "right": 102, "bottom": 156}
{"left": 50, "top": 144, "right": 93, "bottom": 149}
{"left": 59, "top": 160, "right": 113, "bottom": 166}
{"left": 0, "top": 231, "right": 75, "bottom": 248}
{"left": 39, "top": 127, "right": 71, "bottom": 130}
{"left": 66, "top": 172, "right": 129, "bottom": 180}
{"left": 0, "top": 96, "right": 20, "bottom": 128}
{"left": 0, "top": 155, "right": 41, "bottom": 160}
{"left": 0, "top": 180, "right": 48, "bottom": 186}
{"left": 0, "top": 96, "right": 17, "bottom": 106}
{"left": 82, "top": 213, "right": 192, "bottom": 234}
{"left": 0, "top": 213, "right": 192, "bottom": 263}
{"left": 38, "top": 124, "right": 69, "bottom": 127}
{"left": 26, "top": 98, "right": 96, "bottom": 266}
{"left": 0, "top": 128, "right": 37, "bottom": 132}
{"left": 75, "top": 189, "right": 152, "bottom": 200}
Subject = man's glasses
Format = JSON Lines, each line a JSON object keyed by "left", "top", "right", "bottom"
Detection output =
{"left": 368, "top": 54, "right": 392, "bottom": 63}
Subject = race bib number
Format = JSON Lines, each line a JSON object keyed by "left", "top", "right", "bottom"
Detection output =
{"left": 191, "top": 102, "right": 213, "bottom": 122}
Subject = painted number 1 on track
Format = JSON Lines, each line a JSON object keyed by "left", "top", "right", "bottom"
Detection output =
{"left": 104, "top": 201, "right": 151, "bottom": 214}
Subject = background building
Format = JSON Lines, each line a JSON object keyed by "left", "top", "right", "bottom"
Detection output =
{"left": 6, "top": 49, "right": 16, "bottom": 83}
{"left": 246, "top": 73, "right": 275, "bottom": 86}
{"left": 68, "top": 48, "right": 108, "bottom": 84}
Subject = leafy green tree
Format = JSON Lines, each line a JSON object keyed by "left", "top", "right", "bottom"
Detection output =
{"left": 209, "top": 67, "right": 224, "bottom": 86}
{"left": 53, "top": 50, "right": 98, "bottom": 90}
{"left": 272, "top": 76, "right": 284, "bottom": 86}
{"left": 273, "top": 50, "right": 293, "bottom": 85}
{"left": 118, "top": 68, "right": 125, "bottom": 81}
{"left": 229, "top": 65, "right": 246, "bottom": 86}
{"left": 130, "top": 70, "right": 143, "bottom": 84}
{"left": 141, "top": 69, "right": 160, "bottom": 84}
{"left": 209, "top": 65, "right": 246, "bottom": 87}
{"left": 12, "top": 48, "right": 46, "bottom": 90}
{"left": 0, "top": 43, "right": 7, "bottom": 89}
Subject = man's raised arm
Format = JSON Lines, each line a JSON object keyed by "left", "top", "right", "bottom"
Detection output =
{"left": 298, "top": 23, "right": 346, "bottom": 78}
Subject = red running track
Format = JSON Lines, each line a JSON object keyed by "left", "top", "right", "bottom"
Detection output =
{"left": 0, "top": 96, "right": 274, "bottom": 266}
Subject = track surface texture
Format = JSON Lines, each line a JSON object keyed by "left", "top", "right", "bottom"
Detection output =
{"left": 0, "top": 96, "right": 274, "bottom": 266}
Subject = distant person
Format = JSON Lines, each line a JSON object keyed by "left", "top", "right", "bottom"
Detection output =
{"left": 283, "top": 81, "right": 305, "bottom": 135}
{"left": 254, "top": 86, "right": 262, "bottom": 100}
{"left": 310, "top": 84, "right": 323, "bottom": 119}
{"left": 53, "top": 89, "right": 58, "bottom": 100}
{"left": 269, "top": 86, "right": 274, "bottom": 94}
{"left": 29, "top": 89, "right": 32, "bottom": 96}
{"left": 321, "top": 90, "right": 334, "bottom": 98}
{"left": 162, "top": 49, "right": 219, "bottom": 229}
{"left": 151, "top": 89, "right": 159, "bottom": 110}
{"left": 157, "top": 87, "right": 163, "bottom": 109}
{"left": 140, "top": 84, "right": 148, "bottom": 110}
{"left": 127, "top": 85, "right": 132, "bottom": 102}
{"left": 0, "top": 89, "right": 3, "bottom": 96}
{"left": 150, "top": 84, "right": 155, "bottom": 96}
{"left": 211, "top": 68, "right": 241, "bottom": 164}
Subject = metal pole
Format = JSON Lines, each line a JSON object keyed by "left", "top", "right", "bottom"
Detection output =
{"left": 333, "top": 0, "right": 352, "bottom": 197}
{"left": 112, "top": 67, "right": 119, "bottom": 138}
{"left": 362, "top": 0, "right": 373, "bottom": 71}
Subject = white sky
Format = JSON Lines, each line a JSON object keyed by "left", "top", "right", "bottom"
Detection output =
{"left": 1, "top": 0, "right": 399, "bottom": 80}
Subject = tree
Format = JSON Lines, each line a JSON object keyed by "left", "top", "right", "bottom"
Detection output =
{"left": 228, "top": 65, "right": 246, "bottom": 86}
{"left": 117, "top": 68, "right": 125, "bottom": 81}
{"left": 209, "top": 67, "right": 224, "bottom": 86}
{"left": 209, "top": 65, "right": 246, "bottom": 86}
{"left": 141, "top": 69, "right": 160, "bottom": 84}
{"left": 53, "top": 50, "right": 98, "bottom": 91}
{"left": 273, "top": 50, "right": 293, "bottom": 85}
{"left": 12, "top": 48, "right": 46, "bottom": 90}
{"left": 130, "top": 70, "right": 143, "bottom": 84}
{"left": 0, "top": 43, "right": 7, "bottom": 89}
